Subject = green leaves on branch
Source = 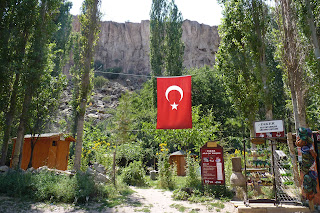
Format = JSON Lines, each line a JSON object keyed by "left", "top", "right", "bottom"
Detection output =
{"left": 150, "top": 0, "right": 184, "bottom": 77}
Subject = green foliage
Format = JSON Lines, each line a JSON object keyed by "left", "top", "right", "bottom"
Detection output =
{"left": 149, "top": 0, "right": 184, "bottom": 106}
{"left": 0, "top": 171, "right": 32, "bottom": 198}
{"left": 185, "top": 153, "right": 201, "bottom": 189}
{"left": 164, "top": 0, "right": 184, "bottom": 76}
{"left": 93, "top": 75, "right": 109, "bottom": 89}
{"left": 172, "top": 184, "right": 233, "bottom": 202}
{"left": 117, "top": 142, "right": 144, "bottom": 167}
{"left": 72, "top": 0, "right": 101, "bottom": 170}
{"left": 143, "top": 105, "right": 220, "bottom": 154}
{"left": 51, "top": 0, "right": 73, "bottom": 76}
{"left": 150, "top": 0, "right": 167, "bottom": 77}
{"left": 113, "top": 93, "right": 135, "bottom": 145}
{"left": 81, "top": 120, "right": 111, "bottom": 170}
{"left": 294, "top": 0, "right": 320, "bottom": 129}
{"left": 28, "top": 57, "right": 67, "bottom": 136}
{"left": 203, "top": 184, "right": 233, "bottom": 199}
{"left": 0, "top": 171, "right": 107, "bottom": 203}
{"left": 172, "top": 189, "right": 190, "bottom": 200}
{"left": 120, "top": 161, "right": 149, "bottom": 186}
{"left": 216, "top": 0, "right": 289, "bottom": 132}
{"left": 150, "top": 0, "right": 184, "bottom": 77}
{"left": 157, "top": 142, "right": 176, "bottom": 190}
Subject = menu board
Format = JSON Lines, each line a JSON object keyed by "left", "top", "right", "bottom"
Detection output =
{"left": 200, "top": 146, "right": 225, "bottom": 185}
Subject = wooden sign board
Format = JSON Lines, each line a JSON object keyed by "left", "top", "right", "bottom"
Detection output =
{"left": 200, "top": 142, "right": 225, "bottom": 185}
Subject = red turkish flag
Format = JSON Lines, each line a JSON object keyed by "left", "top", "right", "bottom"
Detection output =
{"left": 156, "top": 76, "right": 192, "bottom": 129}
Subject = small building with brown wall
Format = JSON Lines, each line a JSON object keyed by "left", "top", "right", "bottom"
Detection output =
{"left": 10, "top": 133, "right": 75, "bottom": 171}
{"left": 169, "top": 150, "right": 189, "bottom": 176}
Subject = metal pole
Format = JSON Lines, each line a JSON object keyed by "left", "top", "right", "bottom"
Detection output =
{"left": 271, "top": 139, "right": 277, "bottom": 204}
{"left": 244, "top": 138, "right": 248, "bottom": 205}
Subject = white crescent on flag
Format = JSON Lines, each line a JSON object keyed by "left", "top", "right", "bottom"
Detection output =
{"left": 165, "top": 85, "right": 183, "bottom": 102}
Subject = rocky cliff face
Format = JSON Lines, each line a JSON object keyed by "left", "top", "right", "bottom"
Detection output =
{"left": 57, "top": 19, "right": 220, "bottom": 128}
{"left": 67, "top": 17, "right": 219, "bottom": 77}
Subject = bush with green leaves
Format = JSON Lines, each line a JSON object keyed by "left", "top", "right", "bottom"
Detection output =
{"left": 93, "top": 75, "right": 109, "bottom": 89}
{"left": 203, "top": 184, "right": 233, "bottom": 199}
{"left": 117, "top": 142, "right": 144, "bottom": 167}
{"left": 172, "top": 184, "right": 233, "bottom": 202}
{"left": 185, "top": 153, "right": 201, "bottom": 188}
{"left": 172, "top": 189, "right": 190, "bottom": 200}
{"left": 157, "top": 142, "right": 176, "bottom": 190}
{"left": 120, "top": 161, "right": 148, "bottom": 186}
{"left": 0, "top": 170, "right": 107, "bottom": 203}
{"left": 0, "top": 170, "right": 32, "bottom": 198}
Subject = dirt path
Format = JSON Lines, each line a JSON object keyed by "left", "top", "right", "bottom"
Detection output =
{"left": 114, "top": 186, "right": 237, "bottom": 213}
{"left": 0, "top": 187, "right": 237, "bottom": 213}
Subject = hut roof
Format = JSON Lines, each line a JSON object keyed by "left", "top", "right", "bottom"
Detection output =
{"left": 170, "top": 150, "right": 187, "bottom": 156}
{"left": 12, "top": 133, "right": 75, "bottom": 142}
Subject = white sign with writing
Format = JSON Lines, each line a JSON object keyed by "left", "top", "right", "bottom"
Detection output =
{"left": 255, "top": 120, "right": 284, "bottom": 133}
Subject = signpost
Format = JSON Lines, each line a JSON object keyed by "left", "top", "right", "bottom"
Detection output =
{"left": 254, "top": 120, "right": 285, "bottom": 138}
{"left": 200, "top": 142, "right": 225, "bottom": 185}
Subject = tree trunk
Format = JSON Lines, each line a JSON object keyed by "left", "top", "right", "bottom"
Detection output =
{"left": 278, "top": 0, "right": 307, "bottom": 130}
{"left": 27, "top": 139, "right": 36, "bottom": 169}
{"left": 0, "top": 73, "right": 20, "bottom": 166}
{"left": 73, "top": 101, "right": 86, "bottom": 171}
{"left": 296, "top": 87, "right": 308, "bottom": 128}
{"left": 11, "top": 86, "right": 33, "bottom": 168}
{"left": 305, "top": 0, "right": 320, "bottom": 59}
{"left": 112, "top": 147, "right": 117, "bottom": 187}
{"left": 73, "top": 0, "right": 99, "bottom": 171}
{"left": 1, "top": 26, "right": 29, "bottom": 166}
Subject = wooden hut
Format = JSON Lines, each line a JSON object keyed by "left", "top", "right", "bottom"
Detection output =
{"left": 169, "top": 150, "right": 187, "bottom": 176}
{"left": 10, "top": 133, "right": 75, "bottom": 170}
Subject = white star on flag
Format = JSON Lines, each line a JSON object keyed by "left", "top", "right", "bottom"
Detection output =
{"left": 170, "top": 102, "right": 178, "bottom": 110}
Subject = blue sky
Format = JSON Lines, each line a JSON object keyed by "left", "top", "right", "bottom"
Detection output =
{"left": 69, "top": 0, "right": 223, "bottom": 26}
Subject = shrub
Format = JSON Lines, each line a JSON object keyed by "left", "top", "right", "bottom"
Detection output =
{"left": 185, "top": 153, "right": 201, "bottom": 188}
{"left": 117, "top": 143, "right": 144, "bottom": 167}
{"left": 157, "top": 142, "right": 176, "bottom": 190}
{"left": 0, "top": 170, "right": 108, "bottom": 203}
{"left": 0, "top": 171, "right": 32, "bottom": 197}
{"left": 93, "top": 75, "right": 109, "bottom": 89}
{"left": 120, "top": 161, "right": 148, "bottom": 187}
{"left": 203, "top": 184, "right": 233, "bottom": 199}
{"left": 172, "top": 189, "right": 190, "bottom": 200}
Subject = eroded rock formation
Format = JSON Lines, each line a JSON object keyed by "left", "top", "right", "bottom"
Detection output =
{"left": 66, "top": 17, "right": 219, "bottom": 77}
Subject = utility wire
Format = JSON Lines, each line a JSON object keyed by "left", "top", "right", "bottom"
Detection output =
{"left": 94, "top": 70, "right": 151, "bottom": 78}
{"left": 93, "top": 67, "right": 215, "bottom": 78}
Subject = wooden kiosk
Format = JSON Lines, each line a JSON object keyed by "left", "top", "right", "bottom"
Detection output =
{"left": 10, "top": 133, "right": 75, "bottom": 170}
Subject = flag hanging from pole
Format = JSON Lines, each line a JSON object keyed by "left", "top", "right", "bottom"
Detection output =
{"left": 156, "top": 75, "right": 192, "bottom": 129}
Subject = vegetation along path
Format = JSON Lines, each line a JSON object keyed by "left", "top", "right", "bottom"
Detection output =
{"left": 0, "top": 187, "right": 236, "bottom": 213}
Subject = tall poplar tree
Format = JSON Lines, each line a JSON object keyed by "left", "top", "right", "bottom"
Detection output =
{"left": 150, "top": 0, "right": 167, "bottom": 107}
{"left": 275, "top": 0, "right": 308, "bottom": 129}
{"left": 0, "top": 0, "right": 38, "bottom": 165}
{"left": 217, "top": 0, "right": 262, "bottom": 134}
{"left": 216, "top": 0, "right": 284, "bottom": 134}
{"left": 164, "top": 0, "right": 184, "bottom": 76}
{"left": 1, "top": 0, "right": 72, "bottom": 166}
{"left": 73, "top": 0, "right": 100, "bottom": 171}
{"left": 11, "top": 0, "right": 61, "bottom": 168}
{"left": 149, "top": 0, "right": 184, "bottom": 106}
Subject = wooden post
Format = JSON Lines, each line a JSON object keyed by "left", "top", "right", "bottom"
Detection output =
{"left": 309, "top": 200, "right": 315, "bottom": 212}
{"left": 287, "top": 132, "right": 301, "bottom": 188}
{"left": 232, "top": 157, "right": 242, "bottom": 172}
